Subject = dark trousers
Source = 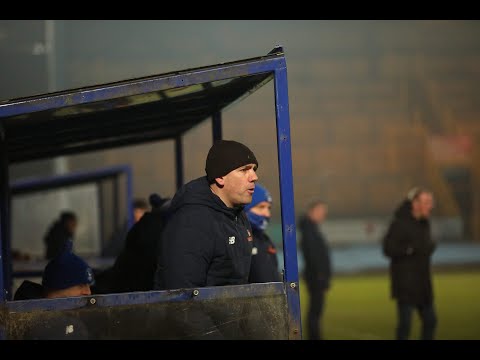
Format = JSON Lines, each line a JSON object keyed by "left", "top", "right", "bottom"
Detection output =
{"left": 306, "top": 280, "right": 327, "bottom": 340}
{"left": 396, "top": 301, "right": 437, "bottom": 340}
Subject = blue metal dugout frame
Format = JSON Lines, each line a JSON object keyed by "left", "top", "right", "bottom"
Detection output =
{"left": 8, "top": 165, "right": 133, "bottom": 280}
{"left": 11, "top": 164, "right": 134, "bottom": 229}
{"left": 0, "top": 47, "right": 301, "bottom": 339}
{"left": 11, "top": 164, "right": 133, "bottom": 226}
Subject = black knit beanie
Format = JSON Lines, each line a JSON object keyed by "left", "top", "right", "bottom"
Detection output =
{"left": 205, "top": 140, "right": 258, "bottom": 183}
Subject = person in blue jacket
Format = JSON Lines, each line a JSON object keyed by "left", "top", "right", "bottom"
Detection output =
{"left": 245, "top": 183, "right": 281, "bottom": 283}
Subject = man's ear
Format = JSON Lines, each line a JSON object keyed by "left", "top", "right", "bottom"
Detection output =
{"left": 215, "top": 176, "right": 225, "bottom": 186}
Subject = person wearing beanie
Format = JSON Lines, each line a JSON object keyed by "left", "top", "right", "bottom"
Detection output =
{"left": 14, "top": 248, "right": 93, "bottom": 340}
{"left": 42, "top": 249, "right": 95, "bottom": 298}
{"left": 153, "top": 139, "right": 258, "bottom": 338}
{"left": 14, "top": 248, "right": 94, "bottom": 300}
{"left": 244, "top": 183, "right": 281, "bottom": 283}
{"left": 155, "top": 139, "right": 259, "bottom": 292}
{"left": 382, "top": 187, "right": 437, "bottom": 340}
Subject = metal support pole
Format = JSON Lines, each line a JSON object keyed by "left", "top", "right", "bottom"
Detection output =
{"left": 274, "top": 64, "right": 302, "bottom": 340}
{"left": 175, "top": 136, "right": 184, "bottom": 190}
{"left": 212, "top": 112, "right": 222, "bottom": 142}
{"left": 0, "top": 125, "right": 12, "bottom": 301}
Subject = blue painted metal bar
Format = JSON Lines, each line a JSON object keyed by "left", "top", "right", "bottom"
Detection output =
{"left": 212, "top": 112, "right": 222, "bottom": 142}
{"left": 0, "top": 56, "right": 285, "bottom": 119}
{"left": 12, "top": 256, "right": 114, "bottom": 279}
{"left": 6, "top": 282, "right": 284, "bottom": 312}
{"left": 273, "top": 64, "right": 302, "bottom": 340}
{"left": 175, "top": 136, "right": 184, "bottom": 190}
{"left": 11, "top": 164, "right": 132, "bottom": 194}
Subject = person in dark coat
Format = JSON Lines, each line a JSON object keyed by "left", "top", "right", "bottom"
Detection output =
{"left": 155, "top": 140, "right": 258, "bottom": 290}
{"left": 93, "top": 193, "right": 171, "bottom": 294}
{"left": 298, "top": 200, "right": 331, "bottom": 340}
{"left": 245, "top": 183, "right": 281, "bottom": 283}
{"left": 102, "top": 198, "right": 150, "bottom": 257}
{"left": 382, "top": 187, "right": 437, "bottom": 340}
{"left": 43, "top": 211, "right": 77, "bottom": 260}
{"left": 14, "top": 246, "right": 94, "bottom": 340}
{"left": 154, "top": 140, "right": 258, "bottom": 339}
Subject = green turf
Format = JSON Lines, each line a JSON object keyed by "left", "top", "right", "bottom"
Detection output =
{"left": 299, "top": 269, "right": 480, "bottom": 340}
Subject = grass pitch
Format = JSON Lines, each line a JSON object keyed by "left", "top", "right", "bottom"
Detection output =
{"left": 299, "top": 268, "right": 480, "bottom": 340}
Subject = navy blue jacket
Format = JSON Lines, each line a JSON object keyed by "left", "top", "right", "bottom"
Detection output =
{"left": 248, "top": 229, "right": 281, "bottom": 283}
{"left": 154, "top": 176, "right": 253, "bottom": 290}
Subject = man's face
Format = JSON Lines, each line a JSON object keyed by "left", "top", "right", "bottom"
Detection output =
{"left": 249, "top": 201, "right": 272, "bottom": 218}
{"left": 46, "top": 284, "right": 91, "bottom": 299}
{"left": 133, "top": 208, "right": 147, "bottom": 223}
{"left": 413, "top": 192, "right": 434, "bottom": 219}
{"left": 219, "top": 163, "right": 258, "bottom": 208}
{"left": 66, "top": 219, "right": 78, "bottom": 235}
{"left": 311, "top": 204, "right": 327, "bottom": 224}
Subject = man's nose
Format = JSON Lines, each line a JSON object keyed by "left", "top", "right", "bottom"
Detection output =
{"left": 250, "top": 170, "right": 258, "bottom": 182}
{"left": 83, "top": 286, "right": 92, "bottom": 296}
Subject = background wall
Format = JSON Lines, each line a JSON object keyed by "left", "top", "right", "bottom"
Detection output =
{"left": 2, "top": 20, "right": 480, "bottom": 247}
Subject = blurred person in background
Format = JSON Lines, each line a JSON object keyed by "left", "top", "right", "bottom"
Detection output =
{"left": 43, "top": 211, "right": 78, "bottom": 260}
{"left": 93, "top": 193, "right": 171, "bottom": 294}
{"left": 133, "top": 198, "right": 149, "bottom": 223}
{"left": 298, "top": 200, "right": 331, "bottom": 340}
{"left": 382, "top": 187, "right": 437, "bottom": 340}
{"left": 245, "top": 183, "right": 281, "bottom": 283}
{"left": 102, "top": 197, "right": 150, "bottom": 257}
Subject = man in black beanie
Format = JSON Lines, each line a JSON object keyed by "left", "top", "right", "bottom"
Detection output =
{"left": 154, "top": 140, "right": 258, "bottom": 339}
{"left": 155, "top": 139, "right": 258, "bottom": 291}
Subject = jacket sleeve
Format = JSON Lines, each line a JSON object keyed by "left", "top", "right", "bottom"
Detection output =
{"left": 382, "top": 220, "right": 412, "bottom": 258}
{"left": 159, "top": 208, "right": 214, "bottom": 290}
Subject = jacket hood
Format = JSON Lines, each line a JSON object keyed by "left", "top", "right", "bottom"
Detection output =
{"left": 169, "top": 176, "right": 243, "bottom": 219}
{"left": 394, "top": 200, "right": 412, "bottom": 220}
{"left": 394, "top": 199, "right": 430, "bottom": 225}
